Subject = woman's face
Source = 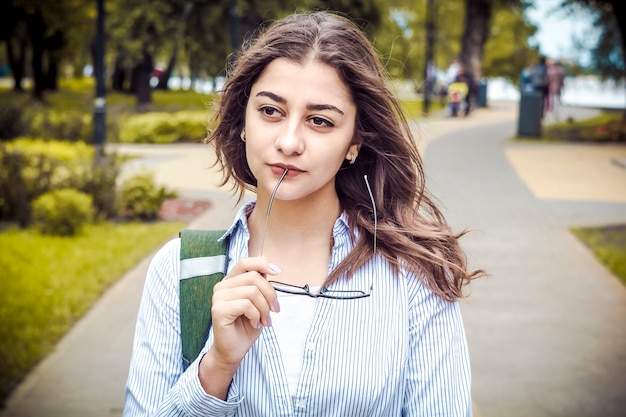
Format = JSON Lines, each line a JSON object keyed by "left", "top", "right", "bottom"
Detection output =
{"left": 244, "top": 58, "right": 358, "bottom": 203}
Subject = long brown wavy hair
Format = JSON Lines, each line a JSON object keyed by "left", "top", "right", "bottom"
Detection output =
{"left": 207, "top": 11, "right": 484, "bottom": 301}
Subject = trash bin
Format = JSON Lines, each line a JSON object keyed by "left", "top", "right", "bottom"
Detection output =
{"left": 517, "top": 91, "right": 543, "bottom": 137}
{"left": 477, "top": 81, "right": 488, "bottom": 107}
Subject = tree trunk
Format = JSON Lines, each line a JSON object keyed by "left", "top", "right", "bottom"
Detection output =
{"left": 156, "top": 46, "right": 176, "bottom": 90}
{"left": 611, "top": 0, "right": 626, "bottom": 127}
{"left": 460, "top": 0, "right": 493, "bottom": 82}
{"left": 44, "top": 30, "right": 63, "bottom": 91}
{"left": 26, "top": 11, "right": 46, "bottom": 101}
{"left": 111, "top": 55, "right": 127, "bottom": 91}
{"left": 134, "top": 52, "right": 154, "bottom": 110}
{"left": 6, "top": 36, "right": 26, "bottom": 91}
{"left": 156, "top": 2, "right": 192, "bottom": 90}
{"left": 4, "top": 13, "right": 28, "bottom": 92}
{"left": 46, "top": 57, "right": 59, "bottom": 90}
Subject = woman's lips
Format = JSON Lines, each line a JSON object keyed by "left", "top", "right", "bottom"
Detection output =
{"left": 270, "top": 164, "right": 304, "bottom": 177}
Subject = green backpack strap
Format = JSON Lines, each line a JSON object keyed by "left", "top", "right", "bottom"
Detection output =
{"left": 179, "top": 229, "right": 229, "bottom": 370}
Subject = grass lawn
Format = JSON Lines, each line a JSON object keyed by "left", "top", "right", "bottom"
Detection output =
{"left": 544, "top": 110, "right": 625, "bottom": 142}
{"left": 400, "top": 98, "right": 445, "bottom": 119}
{"left": 0, "top": 221, "right": 183, "bottom": 405}
{"left": 572, "top": 225, "right": 626, "bottom": 287}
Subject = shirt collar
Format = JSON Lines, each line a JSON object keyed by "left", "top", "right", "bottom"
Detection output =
{"left": 219, "top": 201, "right": 352, "bottom": 243}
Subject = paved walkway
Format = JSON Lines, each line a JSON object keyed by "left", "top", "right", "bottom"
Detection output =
{"left": 2, "top": 101, "right": 626, "bottom": 417}
{"left": 422, "top": 105, "right": 626, "bottom": 417}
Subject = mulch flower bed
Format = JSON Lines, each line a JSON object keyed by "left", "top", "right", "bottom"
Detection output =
{"left": 158, "top": 198, "right": 212, "bottom": 222}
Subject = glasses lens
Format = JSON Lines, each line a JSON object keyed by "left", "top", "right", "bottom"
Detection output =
{"left": 270, "top": 282, "right": 310, "bottom": 295}
{"left": 319, "top": 289, "right": 370, "bottom": 299}
{"left": 269, "top": 281, "right": 369, "bottom": 299}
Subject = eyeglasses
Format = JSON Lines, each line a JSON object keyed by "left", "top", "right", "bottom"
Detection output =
{"left": 260, "top": 170, "right": 376, "bottom": 300}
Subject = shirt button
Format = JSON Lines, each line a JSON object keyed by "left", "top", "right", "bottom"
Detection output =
{"left": 296, "top": 399, "right": 306, "bottom": 409}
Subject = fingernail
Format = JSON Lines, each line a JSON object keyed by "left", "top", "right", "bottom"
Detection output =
{"left": 273, "top": 299, "right": 281, "bottom": 313}
{"left": 266, "top": 315, "right": 272, "bottom": 327}
{"left": 269, "top": 263, "right": 282, "bottom": 274}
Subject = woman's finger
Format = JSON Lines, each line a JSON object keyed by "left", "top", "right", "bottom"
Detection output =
{"left": 224, "top": 256, "right": 282, "bottom": 281}
{"left": 212, "top": 297, "right": 264, "bottom": 329}
{"left": 213, "top": 282, "right": 275, "bottom": 327}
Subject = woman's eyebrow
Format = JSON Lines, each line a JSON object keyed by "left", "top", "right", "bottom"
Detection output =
{"left": 256, "top": 91, "right": 286, "bottom": 104}
{"left": 256, "top": 91, "right": 344, "bottom": 115}
{"left": 306, "top": 103, "right": 344, "bottom": 115}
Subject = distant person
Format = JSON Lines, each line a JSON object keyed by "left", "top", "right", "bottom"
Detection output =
{"left": 445, "top": 58, "right": 460, "bottom": 85}
{"left": 547, "top": 59, "right": 566, "bottom": 112}
{"left": 456, "top": 65, "right": 476, "bottom": 116}
{"left": 447, "top": 76, "right": 469, "bottom": 117}
{"left": 519, "top": 64, "right": 534, "bottom": 93}
{"left": 529, "top": 56, "right": 549, "bottom": 116}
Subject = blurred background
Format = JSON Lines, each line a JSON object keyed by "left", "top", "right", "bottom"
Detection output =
{"left": 0, "top": 1, "right": 625, "bottom": 416}
{"left": 0, "top": 0, "right": 624, "bottom": 112}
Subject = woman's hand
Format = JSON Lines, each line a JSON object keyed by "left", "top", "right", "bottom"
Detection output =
{"left": 198, "top": 257, "right": 281, "bottom": 398}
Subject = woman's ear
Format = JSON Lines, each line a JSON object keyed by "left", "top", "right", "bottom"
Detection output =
{"left": 346, "top": 144, "right": 361, "bottom": 164}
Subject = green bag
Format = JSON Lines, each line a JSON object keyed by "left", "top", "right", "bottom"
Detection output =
{"left": 179, "top": 229, "right": 228, "bottom": 370}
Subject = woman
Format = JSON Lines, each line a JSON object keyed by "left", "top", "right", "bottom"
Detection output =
{"left": 124, "top": 11, "right": 483, "bottom": 417}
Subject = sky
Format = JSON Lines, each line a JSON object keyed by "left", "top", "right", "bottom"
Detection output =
{"left": 524, "top": 0, "right": 597, "bottom": 62}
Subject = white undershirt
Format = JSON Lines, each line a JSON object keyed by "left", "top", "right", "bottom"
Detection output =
{"left": 270, "top": 287, "right": 319, "bottom": 397}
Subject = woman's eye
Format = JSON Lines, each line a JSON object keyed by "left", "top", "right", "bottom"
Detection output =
{"left": 311, "top": 116, "right": 334, "bottom": 127}
{"left": 260, "top": 106, "right": 281, "bottom": 118}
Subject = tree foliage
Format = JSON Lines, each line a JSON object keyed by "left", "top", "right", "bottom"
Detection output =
{"left": 0, "top": 0, "right": 539, "bottom": 104}
{"left": 562, "top": 0, "right": 625, "bottom": 80}
{"left": 365, "top": 0, "right": 535, "bottom": 85}
{"left": 459, "top": 0, "right": 531, "bottom": 81}
{"left": 483, "top": 4, "right": 538, "bottom": 80}
{"left": 0, "top": 0, "right": 93, "bottom": 98}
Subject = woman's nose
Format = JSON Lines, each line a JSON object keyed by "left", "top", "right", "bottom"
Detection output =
{"left": 274, "top": 122, "right": 304, "bottom": 155}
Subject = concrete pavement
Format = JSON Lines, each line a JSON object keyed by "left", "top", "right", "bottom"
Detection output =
{"left": 2, "top": 101, "right": 625, "bottom": 417}
{"left": 423, "top": 105, "right": 626, "bottom": 417}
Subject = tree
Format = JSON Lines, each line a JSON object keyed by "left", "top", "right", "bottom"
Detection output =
{"left": 562, "top": 0, "right": 625, "bottom": 124}
{"left": 1, "top": 2, "right": 28, "bottom": 91}
{"left": 180, "top": 0, "right": 383, "bottom": 91}
{"left": 107, "top": 0, "right": 178, "bottom": 108}
{"left": 1, "top": 0, "right": 94, "bottom": 98}
{"left": 483, "top": 5, "right": 538, "bottom": 81}
{"left": 183, "top": 0, "right": 231, "bottom": 83}
{"left": 459, "top": 0, "right": 528, "bottom": 81}
{"left": 368, "top": 0, "right": 535, "bottom": 91}
{"left": 155, "top": 1, "right": 193, "bottom": 90}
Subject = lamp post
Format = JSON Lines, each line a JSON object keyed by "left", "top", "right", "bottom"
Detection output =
{"left": 230, "top": 0, "right": 239, "bottom": 52}
{"left": 423, "top": 0, "right": 436, "bottom": 115}
{"left": 94, "top": 0, "right": 106, "bottom": 158}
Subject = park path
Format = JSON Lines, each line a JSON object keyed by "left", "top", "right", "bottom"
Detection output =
{"left": 2, "top": 101, "right": 626, "bottom": 417}
{"left": 423, "top": 104, "right": 626, "bottom": 417}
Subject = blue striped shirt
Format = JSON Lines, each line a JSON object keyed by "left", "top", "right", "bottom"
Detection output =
{"left": 124, "top": 203, "right": 472, "bottom": 416}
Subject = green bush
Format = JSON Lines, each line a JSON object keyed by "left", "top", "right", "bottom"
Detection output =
{"left": 58, "top": 77, "right": 96, "bottom": 91}
{"left": 544, "top": 111, "right": 625, "bottom": 142}
{"left": 0, "top": 139, "right": 120, "bottom": 225}
{"left": 0, "top": 91, "right": 92, "bottom": 142}
{"left": 117, "top": 172, "right": 177, "bottom": 220}
{"left": 32, "top": 189, "right": 94, "bottom": 236}
{"left": 27, "top": 110, "right": 92, "bottom": 142}
{"left": 0, "top": 91, "right": 30, "bottom": 140}
{"left": 87, "top": 153, "right": 122, "bottom": 220}
{"left": 2, "top": 82, "right": 216, "bottom": 143}
{"left": 118, "top": 111, "right": 209, "bottom": 144}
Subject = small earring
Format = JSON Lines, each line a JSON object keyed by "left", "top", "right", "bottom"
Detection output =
{"left": 240, "top": 130, "right": 246, "bottom": 142}
{"left": 349, "top": 153, "right": 357, "bottom": 164}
